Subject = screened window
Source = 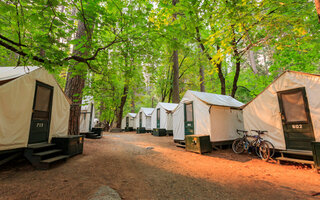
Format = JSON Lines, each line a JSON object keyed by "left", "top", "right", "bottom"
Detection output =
{"left": 281, "top": 91, "right": 308, "bottom": 122}
{"left": 185, "top": 103, "right": 193, "bottom": 122}
{"left": 34, "top": 85, "right": 51, "bottom": 112}
{"left": 157, "top": 108, "right": 160, "bottom": 120}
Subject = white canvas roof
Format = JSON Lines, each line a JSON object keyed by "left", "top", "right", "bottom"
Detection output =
{"left": 189, "top": 90, "right": 244, "bottom": 108}
{"left": 141, "top": 107, "right": 154, "bottom": 116}
{"left": 0, "top": 66, "right": 39, "bottom": 81}
{"left": 159, "top": 102, "right": 178, "bottom": 112}
{"left": 128, "top": 113, "right": 137, "bottom": 118}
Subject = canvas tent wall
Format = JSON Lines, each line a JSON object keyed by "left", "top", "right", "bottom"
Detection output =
{"left": 80, "top": 97, "right": 95, "bottom": 133}
{"left": 136, "top": 107, "right": 154, "bottom": 130}
{"left": 173, "top": 90, "right": 244, "bottom": 143}
{"left": 151, "top": 102, "right": 178, "bottom": 131}
{"left": 0, "top": 67, "right": 71, "bottom": 151}
{"left": 121, "top": 113, "right": 137, "bottom": 130}
{"left": 243, "top": 71, "right": 320, "bottom": 151}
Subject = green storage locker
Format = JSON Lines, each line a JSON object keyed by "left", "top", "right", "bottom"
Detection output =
{"left": 185, "top": 135, "right": 212, "bottom": 154}
{"left": 152, "top": 128, "right": 166, "bottom": 136}
{"left": 312, "top": 142, "right": 320, "bottom": 172}
{"left": 136, "top": 127, "right": 146, "bottom": 134}
{"left": 52, "top": 135, "right": 84, "bottom": 157}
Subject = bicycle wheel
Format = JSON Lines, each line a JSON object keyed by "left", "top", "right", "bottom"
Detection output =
{"left": 264, "top": 140, "right": 275, "bottom": 158}
{"left": 258, "top": 141, "right": 270, "bottom": 161}
{"left": 232, "top": 138, "right": 245, "bottom": 154}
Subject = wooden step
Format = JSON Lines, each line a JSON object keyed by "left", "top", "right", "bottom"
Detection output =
{"left": 280, "top": 150, "right": 313, "bottom": 157}
{"left": 176, "top": 144, "right": 185, "bottom": 148}
{"left": 27, "top": 143, "right": 56, "bottom": 149}
{"left": 33, "top": 149, "right": 62, "bottom": 157}
{"left": 40, "top": 155, "right": 69, "bottom": 164}
{"left": 276, "top": 157, "right": 314, "bottom": 165}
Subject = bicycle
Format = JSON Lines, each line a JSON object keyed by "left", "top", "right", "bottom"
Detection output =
{"left": 232, "top": 129, "right": 272, "bottom": 161}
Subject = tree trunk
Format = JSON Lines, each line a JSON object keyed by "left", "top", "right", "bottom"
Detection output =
{"left": 171, "top": 0, "right": 180, "bottom": 103}
{"left": 216, "top": 45, "right": 226, "bottom": 95}
{"left": 131, "top": 98, "right": 135, "bottom": 113}
{"left": 65, "top": 20, "right": 89, "bottom": 135}
{"left": 315, "top": 0, "right": 320, "bottom": 23}
{"left": 115, "top": 84, "right": 129, "bottom": 128}
{"left": 172, "top": 50, "right": 180, "bottom": 103}
{"left": 199, "top": 46, "right": 205, "bottom": 92}
{"left": 231, "top": 56, "right": 241, "bottom": 98}
{"left": 196, "top": 27, "right": 225, "bottom": 94}
{"left": 248, "top": 50, "right": 258, "bottom": 74}
{"left": 231, "top": 26, "right": 241, "bottom": 98}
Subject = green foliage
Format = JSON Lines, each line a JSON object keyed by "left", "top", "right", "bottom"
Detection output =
{"left": 0, "top": 0, "right": 319, "bottom": 123}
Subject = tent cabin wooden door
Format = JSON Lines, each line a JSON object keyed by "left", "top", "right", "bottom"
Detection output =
{"left": 28, "top": 81, "right": 53, "bottom": 144}
{"left": 139, "top": 112, "right": 142, "bottom": 128}
{"left": 184, "top": 102, "right": 194, "bottom": 136}
{"left": 156, "top": 108, "right": 160, "bottom": 128}
{"left": 126, "top": 116, "right": 129, "bottom": 128}
{"left": 277, "top": 87, "right": 315, "bottom": 151}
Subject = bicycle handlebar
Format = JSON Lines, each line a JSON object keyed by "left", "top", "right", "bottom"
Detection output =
{"left": 251, "top": 130, "right": 268, "bottom": 134}
{"left": 236, "top": 129, "right": 248, "bottom": 135}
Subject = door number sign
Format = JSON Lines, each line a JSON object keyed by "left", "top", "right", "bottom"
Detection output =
{"left": 36, "top": 123, "right": 44, "bottom": 128}
{"left": 292, "top": 124, "right": 302, "bottom": 129}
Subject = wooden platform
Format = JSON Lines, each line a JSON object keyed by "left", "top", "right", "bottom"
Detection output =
{"left": 276, "top": 149, "right": 315, "bottom": 168}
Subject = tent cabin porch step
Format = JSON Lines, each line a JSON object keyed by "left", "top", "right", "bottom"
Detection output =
{"left": 81, "top": 131, "right": 101, "bottom": 139}
{"left": 276, "top": 150, "right": 314, "bottom": 168}
{"left": 24, "top": 143, "right": 69, "bottom": 170}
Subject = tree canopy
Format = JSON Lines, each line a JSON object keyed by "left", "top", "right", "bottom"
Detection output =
{"left": 0, "top": 0, "right": 319, "bottom": 129}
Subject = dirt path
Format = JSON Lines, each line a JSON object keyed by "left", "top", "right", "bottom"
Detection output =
{"left": 1, "top": 132, "right": 320, "bottom": 200}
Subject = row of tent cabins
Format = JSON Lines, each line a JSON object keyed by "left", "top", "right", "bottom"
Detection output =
{"left": 122, "top": 71, "right": 320, "bottom": 154}
{"left": 121, "top": 103, "right": 179, "bottom": 134}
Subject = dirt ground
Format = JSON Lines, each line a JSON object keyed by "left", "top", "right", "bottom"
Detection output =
{"left": 1, "top": 132, "right": 320, "bottom": 200}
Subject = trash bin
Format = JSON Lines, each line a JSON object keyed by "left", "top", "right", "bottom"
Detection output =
{"left": 152, "top": 128, "right": 166, "bottom": 136}
{"left": 92, "top": 127, "right": 103, "bottom": 136}
{"left": 312, "top": 142, "right": 320, "bottom": 171}
{"left": 185, "top": 135, "right": 212, "bottom": 154}
{"left": 51, "top": 135, "right": 84, "bottom": 157}
{"left": 136, "top": 127, "right": 146, "bottom": 134}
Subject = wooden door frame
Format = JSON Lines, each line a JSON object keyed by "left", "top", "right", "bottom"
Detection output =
{"left": 156, "top": 108, "right": 160, "bottom": 128}
{"left": 184, "top": 102, "right": 194, "bottom": 135}
{"left": 28, "top": 81, "right": 54, "bottom": 144}
{"left": 277, "top": 87, "right": 315, "bottom": 149}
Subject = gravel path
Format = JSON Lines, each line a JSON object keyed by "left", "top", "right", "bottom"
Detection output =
{"left": 0, "top": 132, "right": 319, "bottom": 200}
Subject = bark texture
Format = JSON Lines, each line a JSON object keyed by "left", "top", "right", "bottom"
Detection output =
{"left": 115, "top": 84, "right": 129, "bottom": 128}
{"left": 65, "top": 20, "right": 90, "bottom": 135}
{"left": 199, "top": 46, "right": 205, "bottom": 92}
{"left": 171, "top": 0, "right": 180, "bottom": 103}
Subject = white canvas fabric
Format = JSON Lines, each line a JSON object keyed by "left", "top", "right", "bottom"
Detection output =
{"left": 121, "top": 113, "right": 137, "bottom": 129}
{"left": 0, "top": 67, "right": 70, "bottom": 151}
{"left": 151, "top": 102, "right": 178, "bottom": 130}
{"left": 0, "top": 66, "right": 39, "bottom": 81}
{"left": 173, "top": 90, "right": 244, "bottom": 142}
{"left": 243, "top": 71, "right": 320, "bottom": 150}
{"left": 136, "top": 107, "right": 154, "bottom": 129}
{"left": 80, "top": 98, "right": 95, "bottom": 133}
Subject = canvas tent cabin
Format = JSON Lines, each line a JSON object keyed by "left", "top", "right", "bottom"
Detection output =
{"left": 121, "top": 113, "right": 137, "bottom": 131}
{"left": 80, "top": 97, "right": 95, "bottom": 133}
{"left": 0, "top": 67, "right": 71, "bottom": 152}
{"left": 136, "top": 107, "right": 154, "bottom": 133}
{"left": 243, "top": 71, "right": 320, "bottom": 153}
{"left": 151, "top": 102, "right": 178, "bottom": 135}
{"left": 173, "top": 90, "right": 244, "bottom": 145}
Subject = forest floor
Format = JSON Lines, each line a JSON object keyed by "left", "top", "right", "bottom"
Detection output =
{"left": 1, "top": 132, "right": 320, "bottom": 200}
